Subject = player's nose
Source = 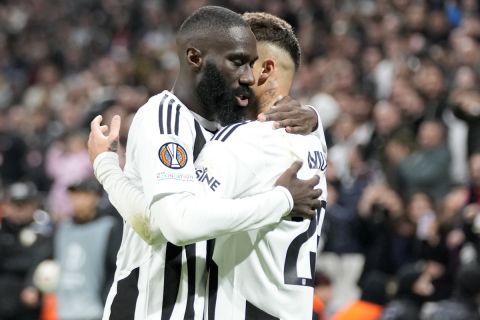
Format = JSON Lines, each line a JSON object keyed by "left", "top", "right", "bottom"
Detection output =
{"left": 239, "top": 65, "right": 255, "bottom": 86}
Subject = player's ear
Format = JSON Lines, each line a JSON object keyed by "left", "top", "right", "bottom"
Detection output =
{"left": 186, "top": 47, "right": 203, "bottom": 70}
{"left": 257, "top": 58, "right": 275, "bottom": 85}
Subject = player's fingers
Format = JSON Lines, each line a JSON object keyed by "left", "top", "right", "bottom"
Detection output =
{"left": 262, "top": 111, "right": 292, "bottom": 122}
{"left": 311, "top": 199, "right": 322, "bottom": 210}
{"left": 305, "top": 175, "right": 320, "bottom": 187}
{"left": 311, "top": 189, "right": 322, "bottom": 199}
{"left": 285, "top": 125, "right": 308, "bottom": 134}
{"left": 270, "top": 103, "right": 296, "bottom": 113}
{"left": 299, "top": 207, "right": 316, "bottom": 219}
{"left": 275, "top": 119, "right": 296, "bottom": 129}
{"left": 108, "top": 114, "right": 122, "bottom": 142}
{"left": 257, "top": 113, "right": 267, "bottom": 122}
{"left": 90, "top": 115, "right": 105, "bottom": 137}
{"left": 100, "top": 125, "right": 108, "bottom": 134}
{"left": 287, "top": 161, "right": 303, "bottom": 176}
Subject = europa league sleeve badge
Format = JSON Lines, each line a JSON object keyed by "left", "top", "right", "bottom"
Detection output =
{"left": 158, "top": 142, "right": 188, "bottom": 169}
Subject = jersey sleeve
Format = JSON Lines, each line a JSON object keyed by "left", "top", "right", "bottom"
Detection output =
{"left": 306, "top": 105, "right": 328, "bottom": 152}
{"left": 94, "top": 109, "right": 294, "bottom": 247}
{"left": 129, "top": 104, "right": 199, "bottom": 203}
{"left": 94, "top": 151, "right": 293, "bottom": 246}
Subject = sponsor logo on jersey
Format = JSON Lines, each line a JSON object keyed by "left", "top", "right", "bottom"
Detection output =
{"left": 195, "top": 167, "right": 221, "bottom": 192}
{"left": 158, "top": 143, "right": 188, "bottom": 169}
{"left": 156, "top": 172, "right": 194, "bottom": 182}
{"left": 308, "top": 151, "right": 327, "bottom": 171}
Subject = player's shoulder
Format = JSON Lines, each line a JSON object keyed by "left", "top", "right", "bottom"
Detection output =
{"left": 137, "top": 91, "right": 193, "bottom": 119}
{"left": 132, "top": 90, "right": 195, "bottom": 134}
{"left": 212, "top": 120, "right": 282, "bottom": 144}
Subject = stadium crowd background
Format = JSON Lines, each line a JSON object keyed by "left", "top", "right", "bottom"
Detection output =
{"left": 1, "top": 0, "right": 480, "bottom": 319}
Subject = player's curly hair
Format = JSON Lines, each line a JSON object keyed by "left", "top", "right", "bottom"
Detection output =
{"left": 243, "top": 12, "right": 301, "bottom": 69}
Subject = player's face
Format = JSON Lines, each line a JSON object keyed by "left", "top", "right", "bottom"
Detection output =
{"left": 196, "top": 26, "right": 258, "bottom": 125}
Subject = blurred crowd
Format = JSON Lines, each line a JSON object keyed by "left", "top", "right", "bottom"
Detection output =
{"left": 1, "top": 0, "right": 480, "bottom": 319}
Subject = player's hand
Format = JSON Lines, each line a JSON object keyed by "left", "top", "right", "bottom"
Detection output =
{"left": 88, "top": 114, "right": 121, "bottom": 163}
{"left": 257, "top": 96, "right": 318, "bottom": 134}
{"left": 275, "top": 161, "right": 322, "bottom": 218}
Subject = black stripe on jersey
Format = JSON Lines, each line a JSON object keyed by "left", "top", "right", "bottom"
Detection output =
{"left": 166, "top": 99, "right": 174, "bottom": 134}
{"left": 211, "top": 125, "right": 230, "bottom": 141}
{"left": 207, "top": 262, "right": 218, "bottom": 320}
{"left": 212, "top": 121, "right": 250, "bottom": 142}
{"left": 158, "top": 95, "right": 168, "bottom": 134}
{"left": 193, "top": 120, "right": 206, "bottom": 161}
{"left": 184, "top": 244, "right": 196, "bottom": 319}
{"left": 175, "top": 104, "right": 181, "bottom": 135}
{"left": 161, "top": 244, "right": 183, "bottom": 320}
{"left": 220, "top": 122, "right": 247, "bottom": 141}
{"left": 109, "top": 267, "right": 139, "bottom": 320}
{"left": 206, "top": 239, "right": 217, "bottom": 320}
{"left": 158, "top": 93, "right": 181, "bottom": 136}
{"left": 245, "top": 301, "right": 279, "bottom": 320}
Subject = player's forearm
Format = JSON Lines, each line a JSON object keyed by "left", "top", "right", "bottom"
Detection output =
{"left": 94, "top": 153, "right": 293, "bottom": 247}
{"left": 152, "top": 188, "right": 293, "bottom": 246}
{"left": 93, "top": 152, "right": 165, "bottom": 245}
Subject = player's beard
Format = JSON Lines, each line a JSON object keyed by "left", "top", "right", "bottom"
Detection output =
{"left": 196, "top": 62, "right": 257, "bottom": 126}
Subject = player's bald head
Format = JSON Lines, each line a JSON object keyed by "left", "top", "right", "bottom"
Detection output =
{"left": 177, "top": 6, "right": 251, "bottom": 54}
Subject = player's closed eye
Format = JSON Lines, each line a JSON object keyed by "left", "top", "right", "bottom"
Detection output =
{"left": 232, "top": 59, "right": 245, "bottom": 67}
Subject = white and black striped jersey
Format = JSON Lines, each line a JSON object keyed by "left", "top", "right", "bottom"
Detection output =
{"left": 98, "top": 91, "right": 294, "bottom": 320}
{"left": 195, "top": 120, "right": 328, "bottom": 320}
{"left": 102, "top": 90, "right": 212, "bottom": 320}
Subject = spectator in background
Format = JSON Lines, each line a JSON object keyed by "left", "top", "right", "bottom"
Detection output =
{"left": 364, "top": 100, "right": 415, "bottom": 184}
{"left": 413, "top": 61, "right": 448, "bottom": 120}
{"left": 54, "top": 178, "right": 121, "bottom": 320}
{"left": 0, "top": 110, "right": 27, "bottom": 185}
{"left": 417, "top": 188, "right": 467, "bottom": 301}
{"left": 451, "top": 88, "right": 480, "bottom": 156}
{"left": 0, "top": 182, "right": 53, "bottom": 320}
{"left": 398, "top": 120, "right": 451, "bottom": 201}
{"left": 46, "top": 129, "right": 93, "bottom": 221}
{"left": 390, "top": 78, "right": 426, "bottom": 134}
{"left": 317, "top": 182, "right": 365, "bottom": 312}
{"left": 312, "top": 271, "right": 333, "bottom": 320}
{"left": 467, "top": 153, "right": 480, "bottom": 206}
{"left": 405, "top": 192, "right": 436, "bottom": 246}
{"left": 380, "top": 263, "right": 434, "bottom": 320}
{"left": 357, "top": 184, "right": 415, "bottom": 281}
{"left": 331, "top": 271, "right": 388, "bottom": 320}
{"left": 424, "top": 263, "right": 480, "bottom": 320}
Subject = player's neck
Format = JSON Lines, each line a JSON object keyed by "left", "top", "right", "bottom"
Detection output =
{"left": 259, "top": 82, "right": 290, "bottom": 114}
{"left": 171, "top": 78, "right": 212, "bottom": 120}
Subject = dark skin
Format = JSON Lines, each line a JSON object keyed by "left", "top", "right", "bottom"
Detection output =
{"left": 173, "top": 26, "right": 257, "bottom": 119}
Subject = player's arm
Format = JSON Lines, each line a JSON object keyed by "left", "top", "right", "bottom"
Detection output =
{"left": 89, "top": 115, "right": 320, "bottom": 246}
{"left": 94, "top": 151, "right": 308, "bottom": 246}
